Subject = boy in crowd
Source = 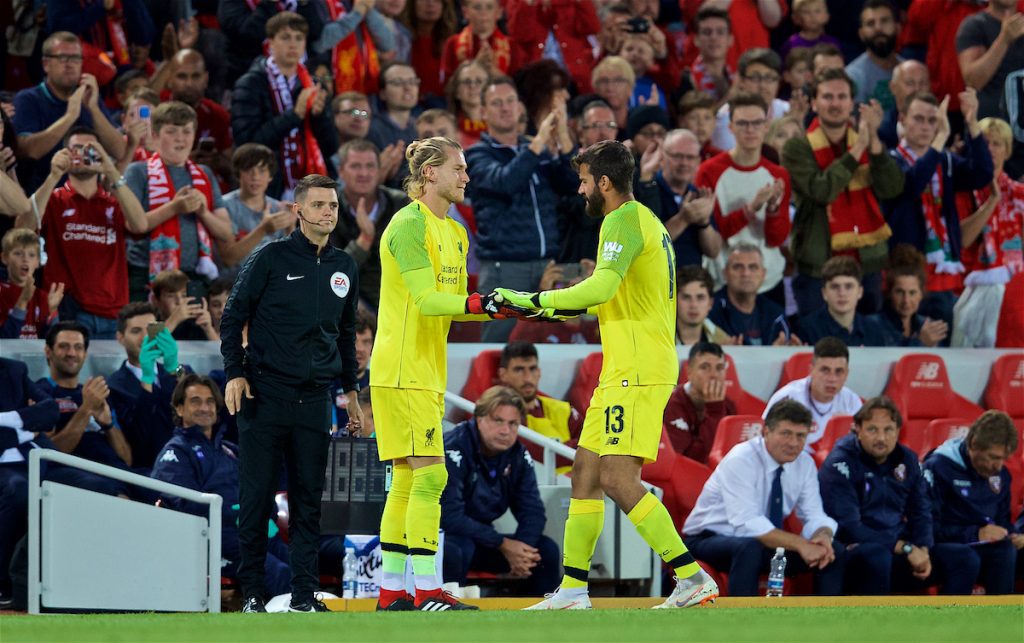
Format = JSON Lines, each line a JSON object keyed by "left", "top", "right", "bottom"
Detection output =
{"left": 799, "top": 256, "right": 892, "bottom": 346}
{"left": 0, "top": 230, "right": 62, "bottom": 339}
{"left": 676, "top": 91, "right": 723, "bottom": 162}
{"left": 219, "top": 143, "right": 295, "bottom": 271}
{"left": 149, "top": 269, "right": 219, "bottom": 341}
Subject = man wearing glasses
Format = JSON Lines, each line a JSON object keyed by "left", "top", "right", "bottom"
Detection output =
{"left": 656, "top": 129, "right": 722, "bottom": 269}
{"left": 13, "top": 32, "right": 126, "bottom": 192}
{"left": 368, "top": 63, "right": 421, "bottom": 189}
{"left": 711, "top": 48, "right": 790, "bottom": 152}
{"left": 696, "top": 93, "right": 792, "bottom": 310}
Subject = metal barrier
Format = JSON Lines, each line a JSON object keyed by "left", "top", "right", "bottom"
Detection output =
{"left": 28, "top": 449, "right": 222, "bottom": 614}
{"left": 444, "top": 391, "right": 576, "bottom": 485}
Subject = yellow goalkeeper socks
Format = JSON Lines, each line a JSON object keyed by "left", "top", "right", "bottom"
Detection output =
{"left": 379, "top": 464, "right": 412, "bottom": 592}
{"left": 560, "top": 498, "right": 605, "bottom": 590}
{"left": 627, "top": 492, "right": 700, "bottom": 579}
{"left": 407, "top": 463, "right": 448, "bottom": 591}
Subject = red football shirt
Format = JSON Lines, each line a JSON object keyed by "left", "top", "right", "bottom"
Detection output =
{"left": 0, "top": 281, "right": 51, "bottom": 338}
{"left": 41, "top": 182, "right": 128, "bottom": 319}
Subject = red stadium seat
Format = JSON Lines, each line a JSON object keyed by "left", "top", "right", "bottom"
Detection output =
{"left": 459, "top": 349, "right": 503, "bottom": 403}
{"left": 779, "top": 352, "right": 814, "bottom": 388}
{"left": 922, "top": 418, "right": 972, "bottom": 455}
{"left": 884, "top": 354, "right": 985, "bottom": 457}
{"left": 984, "top": 353, "right": 1024, "bottom": 419}
{"left": 567, "top": 352, "right": 603, "bottom": 414}
{"left": 680, "top": 354, "right": 766, "bottom": 416}
{"left": 707, "top": 415, "right": 765, "bottom": 469}
{"left": 641, "top": 429, "right": 713, "bottom": 529}
{"left": 812, "top": 415, "right": 855, "bottom": 467}
{"left": 666, "top": 456, "right": 713, "bottom": 531}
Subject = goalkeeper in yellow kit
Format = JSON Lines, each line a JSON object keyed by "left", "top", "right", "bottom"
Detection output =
{"left": 498, "top": 140, "right": 720, "bottom": 609}
{"left": 369, "top": 137, "right": 540, "bottom": 612}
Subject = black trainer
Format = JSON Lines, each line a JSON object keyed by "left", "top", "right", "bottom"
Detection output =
{"left": 376, "top": 594, "right": 416, "bottom": 611}
{"left": 241, "top": 596, "right": 267, "bottom": 613}
{"left": 415, "top": 590, "right": 480, "bottom": 611}
{"left": 288, "top": 596, "right": 330, "bottom": 612}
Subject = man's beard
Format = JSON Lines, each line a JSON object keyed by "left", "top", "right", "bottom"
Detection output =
{"left": 68, "top": 167, "right": 100, "bottom": 179}
{"left": 584, "top": 189, "right": 605, "bottom": 219}
{"left": 53, "top": 362, "right": 82, "bottom": 380}
{"left": 865, "top": 34, "right": 896, "bottom": 58}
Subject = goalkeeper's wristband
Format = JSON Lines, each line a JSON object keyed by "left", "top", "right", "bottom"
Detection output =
{"left": 466, "top": 292, "right": 485, "bottom": 315}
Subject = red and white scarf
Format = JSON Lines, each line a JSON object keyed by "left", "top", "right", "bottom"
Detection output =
{"left": 84, "top": 0, "right": 130, "bottom": 66}
{"left": 453, "top": 28, "right": 511, "bottom": 74}
{"left": 896, "top": 141, "right": 964, "bottom": 276}
{"left": 146, "top": 154, "right": 219, "bottom": 282}
{"left": 266, "top": 55, "right": 329, "bottom": 195}
{"left": 967, "top": 172, "right": 1024, "bottom": 285}
{"left": 689, "top": 55, "right": 731, "bottom": 102}
{"left": 326, "top": 0, "right": 380, "bottom": 94}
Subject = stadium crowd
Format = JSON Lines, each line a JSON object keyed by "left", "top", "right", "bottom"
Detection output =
{"left": 1, "top": 0, "right": 1023, "bottom": 608}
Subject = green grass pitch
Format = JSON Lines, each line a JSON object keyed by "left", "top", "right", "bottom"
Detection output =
{"left": 2, "top": 606, "right": 1022, "bottom": 643}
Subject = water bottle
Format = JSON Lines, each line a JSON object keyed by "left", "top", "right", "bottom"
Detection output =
{"left": 342, "top": 547, "right": 357, "bottom": 599}
{"left": 766, "top": 547, "right": 786, "bottom": 597}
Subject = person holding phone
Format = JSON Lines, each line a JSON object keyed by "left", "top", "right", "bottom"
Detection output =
{"left": 22, "top": 126, "right": 149, "bottom": 340}
{"left": 149, "top": 269, "right": 219, "bottom": 341}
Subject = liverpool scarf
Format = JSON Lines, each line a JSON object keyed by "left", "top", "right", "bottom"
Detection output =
{"left": 265, "top": 55, "right": 329, "bottom": 192}
{"left": 806, "top": 118, "right": 892, "bottom": 251}
{"left": 971, "top": 172, "right": 1024, "bottom": 278}
{"left": 896, "top": 142, "right": 964, "bottom": 275}
{"left": 326, "top": 0, "right": 380, "bottom": 94}
{"left": 689, "top": 55, "right": 731, "bottom": 102}
{"left": 146, "top": 154, "right": 219, "bottom": 282}
{"left": 453, "top": 27, "right": 511, "bottom": 74}
{"left": 84, "top": 0, "right": 130, "bottom": 66}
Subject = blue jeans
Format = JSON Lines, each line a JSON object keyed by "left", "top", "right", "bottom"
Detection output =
{"left": 843, "top": 542, "right": 980, "bottom": 594}
{"left": 59, "top": 295, "right": 118, "bottom": 340}
{"left": 684, "top": 531, "right": 846, "bottom": 596}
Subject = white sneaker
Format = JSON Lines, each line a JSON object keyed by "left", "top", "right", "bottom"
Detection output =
{"left": 653, "top": 572, "right": 719, "bottom": 609}
{"left": 523, "top": 589, "right": 592, "bottom": 610}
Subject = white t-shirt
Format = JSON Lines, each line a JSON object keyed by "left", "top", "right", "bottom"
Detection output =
{"left": 762, "top": 376, "right": 862, "bottom": 450}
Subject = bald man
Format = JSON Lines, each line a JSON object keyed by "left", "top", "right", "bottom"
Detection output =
{"left": 167, "top": 48, "right": 234, "bottom": 182}
{"left": 879, "top": 60, "right": 930, "bottom": 148}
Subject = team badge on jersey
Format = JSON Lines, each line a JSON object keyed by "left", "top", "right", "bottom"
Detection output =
{"left": 894, "top": 463, "right": 906, "bottom": 482}
{"left": 330, "top": 272, "right": 350, "bottom": 298}
{"left": 989, "top": 476, "right": 1001, "bottom": 493}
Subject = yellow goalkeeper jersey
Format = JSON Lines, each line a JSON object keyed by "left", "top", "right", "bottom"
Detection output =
{"left": 370, "top": 199, "right": 469, "bottom": 393}
{"left": 547, "top": 200, "right": 679, "bottom": 388}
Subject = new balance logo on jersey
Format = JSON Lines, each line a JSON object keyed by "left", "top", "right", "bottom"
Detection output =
{"left": 61, "top": 208, "right": 76, "bottom": 218}
{"left": 915, "top": 362, "right": 940, "bottom": 380}
{"left": 602, "top": 241, "right": 623, "bottom": 262}
{"left": 606, "top": 437, "right": 619, "bottom": 445}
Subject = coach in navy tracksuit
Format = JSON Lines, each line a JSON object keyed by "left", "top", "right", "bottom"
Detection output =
{"left": 819, "top": 397, "right": 978, "bottom": 594}
{"left": 923, "top": 411, "right": 1018, "bottom": 595}
{"left": 440, "top": 386, "right": 559, "bottom": 596}
{"left": 150, "top": 373, "right": 291, "bottom": 597}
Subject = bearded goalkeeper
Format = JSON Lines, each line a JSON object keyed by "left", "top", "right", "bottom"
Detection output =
{"left": 369, "top": 136, "right": 535, "bottom": 612}
{"left": 498, "top": 140, "right": 720, "bottom": 610}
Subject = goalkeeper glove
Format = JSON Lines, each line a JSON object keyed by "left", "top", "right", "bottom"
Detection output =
{"left": 465, "top": 292, "right": 534, "bottom": 319}
{"left": 492, "top": 288, "right": 542, "bottom": 309}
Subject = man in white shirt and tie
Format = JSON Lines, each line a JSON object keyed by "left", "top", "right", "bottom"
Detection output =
{"left": 683, "top": 399, "right": 846, "bottom": 595}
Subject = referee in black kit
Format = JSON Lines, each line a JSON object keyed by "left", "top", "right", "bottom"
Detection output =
{"left": 221, "top": 174, "right": 364, "bottom": 613}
